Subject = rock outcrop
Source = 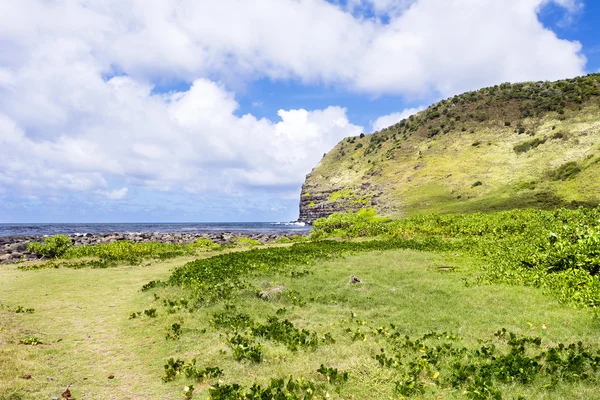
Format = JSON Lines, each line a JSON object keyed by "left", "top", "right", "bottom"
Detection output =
{"left": 298, "top": 178, "right": 383, "bottom": 223}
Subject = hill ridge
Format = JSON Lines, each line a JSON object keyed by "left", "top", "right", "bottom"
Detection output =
{"left": 299, "top": 73, "right": 600, "bottom": 222}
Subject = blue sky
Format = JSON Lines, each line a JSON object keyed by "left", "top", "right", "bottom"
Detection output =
{"left": 0, "top": 0, "right": 599, "bottom": 223}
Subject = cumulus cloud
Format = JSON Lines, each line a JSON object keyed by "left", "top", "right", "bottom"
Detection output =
{"left": 0, "top": 0, "right": 589, "bottom": 218}
{"left": 0, "top": 75, "right": 362, "bottom": 200}
{"left": 99, "top": 188, "right": 128, "bottom": 200}
{"left": 371, "top": 106, "right": 426, "bottom": 132}
{"left": 1, "top": 0, "right": 585, "bottom": 96}
{"left": 547, "top": 0, "right": 583, "bottom": 13}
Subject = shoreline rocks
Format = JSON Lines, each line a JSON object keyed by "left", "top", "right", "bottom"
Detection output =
{"left": 0, "top": 231, "right": 307, "bottom": 264}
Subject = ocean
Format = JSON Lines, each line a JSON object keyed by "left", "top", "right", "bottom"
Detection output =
{"left": 0, "top": 222, "right": 311, "bottom": 237}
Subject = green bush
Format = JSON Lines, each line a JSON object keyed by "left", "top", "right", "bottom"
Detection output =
{"left": 232, "top": 237, "right": 261, "bottom": 247}
{"left": 193, "top": 238, "right": 220, "bottom": 250}
{"left": 549, "top": 161, "right": 581, "bottom": 181}
{"left": 310, "top": 208, "right": 391, "bottom": 239}
{"left": 63, "top": 241, "right": 194, "bottom": 264}
{"left": 513, "top": 137, "right": 546, "bottom": 154}
{"left": 27, "top": 235, "right": 72, "bottom": 258}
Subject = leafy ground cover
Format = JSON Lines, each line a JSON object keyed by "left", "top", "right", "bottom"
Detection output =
{"left": 21, "top": 237, "right": 224, "bottom": 269}
{"left": 4, "top": 208, "right": 600, "bottom": 398}
{"left": 311, "top": 207, "right": 600, "bottom": 308}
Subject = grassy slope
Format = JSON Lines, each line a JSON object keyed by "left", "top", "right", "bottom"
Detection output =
{"left": 2, "top": 249, "right": 600, "bottom": 399}
{"left": 302, "top": 74, "right": 600, "bottom": 218}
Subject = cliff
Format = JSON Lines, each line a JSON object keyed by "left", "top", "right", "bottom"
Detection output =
{"left": 299, "top": 73, "right": 600, "bottom": 223}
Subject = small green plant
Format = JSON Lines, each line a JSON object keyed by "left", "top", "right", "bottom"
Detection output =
{"left": 144, "top": 308, "right": 157, "bottom": 318}
{"left": 552, "top": 131, "right": 569, "bottom": 140}
{"left": 163, "top": 358, "right": 223, "bottom": 383}
{"left": 317, "top": 364, "right": 349, "bottom": 385}
{"left": 211, "top": 310, "right": 253, "bottom": 331}
{"left": 549, "top": 161, "right": 582, "bottom": 181}
{"left": 209, "top": 376, "right": 322, "bottom": 399}
{"left": 183, "top": 385, "right": 194, "bottom": 399}
{"left": 227, "top": 334, "right": 263, "bottom": 363}
{"left": 128, "top": 311, "right": 142, "bottom": 319}
{"left": 513, "top": 137, "right": 546, "bottom": 154}
{"left": 141, "top": 280, "right": 164, "bottom": 292}
{"left": 251, "top": 317, "right": 321, "bottom": 351}
{"left": 27, "top": 235, "right": 72, "bottom": 258}
{"left": 20, "top": 337, "right": 43, "bottom": 345}
{"left": 232, "top": 237, "right": 261, "bottom": 247}
{"left": 14, "top": 306, "right": 34, "bottom": 314}
{"left": 193, "top": 238, "right": 221, "bottom": 250}
{"left": 166, "top": 322, "right": 182, "bottom": 340}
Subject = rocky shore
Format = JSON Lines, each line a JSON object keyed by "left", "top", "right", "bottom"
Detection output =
{"left": 0, "top": 231, "right": 306, "bottom": 264}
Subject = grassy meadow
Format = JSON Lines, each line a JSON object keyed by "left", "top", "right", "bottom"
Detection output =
{"left": 3, "top": 207, "right": 600, "bottom": 399}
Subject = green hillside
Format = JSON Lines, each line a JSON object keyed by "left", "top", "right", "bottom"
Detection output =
{"left": 299, "top": 73, "right": 600, "bottom": 222}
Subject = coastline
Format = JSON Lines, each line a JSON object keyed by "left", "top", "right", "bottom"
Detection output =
{"left": 0, "top": 230, "right": 308, "bottom": 264}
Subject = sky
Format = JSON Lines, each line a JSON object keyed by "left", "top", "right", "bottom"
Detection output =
{"left": 0, "top": 0, "right": 599, "bottom": 223}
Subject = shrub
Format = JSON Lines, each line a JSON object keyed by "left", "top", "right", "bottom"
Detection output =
{"left": 551, "top": 131, "right": 569, "bottom": 140}
{"left": 513, "top": 137, "right": 546, "bottom": 154}
{"left": 427, "top": 128, "right": 440, "bottom": 138}
{"left": 193, "top": 238, "right": 220, "bottom": 250}
{"left": 549, "top": 161, "right": 581, "bottom": 181}
{"left": 27, "top": 235, "right": 72, "bottom": 258}
{"left": 310, "top": 208, "right": 390, "bottom": 238}
{"left": 232, "top": 237, "right": 261, "bottom": 247}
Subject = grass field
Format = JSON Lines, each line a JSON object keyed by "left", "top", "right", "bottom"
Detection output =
{"left": 2, "top": 243, "right": 600, "bottom": 399}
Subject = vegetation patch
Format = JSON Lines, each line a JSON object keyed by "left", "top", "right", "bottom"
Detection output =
{"left": 27, "top": 234, "right": 72, "bottom": 258}
{"left": 310, "top": 207, "right": 600, "bottom": 308}
{"left": 548, "top": 161, "right": 582, "bottom": 181}
{"left": 513, "top": 137, "right": 547, "bottom": 154}
{"left": 232, "top": 237, "right": 261, "bottom": 247}
{"left": 23, "top": 237, "right": 222, "bottom": 269}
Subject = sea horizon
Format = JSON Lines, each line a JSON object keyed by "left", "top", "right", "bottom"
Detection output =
{"left": 0, "top": 221, "right": 310, "bottom": 237}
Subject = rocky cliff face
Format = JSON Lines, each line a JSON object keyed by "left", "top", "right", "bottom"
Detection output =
{"left": 298, "top": 73, "right": 600, "bottom": 222}
{"left": 298, "top": 172, "right": 390, "bottom": 223}
{"left": 298, "top": 184, "right": 347, "bottom": 224}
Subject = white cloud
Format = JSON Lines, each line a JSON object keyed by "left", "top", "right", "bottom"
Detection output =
{"left": 99, "top": 188, "right": 128, "bottom": 200}
{"left": 0, "top": 0, "right": 585, "bottom": 97}
{"left": 546, "top": 0, "right": 583, "bottom": 13}
{"left": 371, "top": 106, "right": 426, "bottom": 132}
{"left": 0, "top": 76, "right": 362, "bottom": 199}
{"left": 0, "top": 0, "right": 589, "bottom": 215}
{"left": 346, "top": 0, "right": 417, "bottom": 16}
